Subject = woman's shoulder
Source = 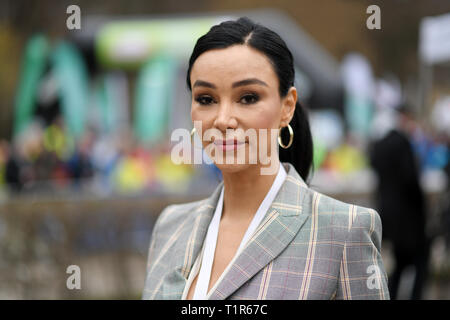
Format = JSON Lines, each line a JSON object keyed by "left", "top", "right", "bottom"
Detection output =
{"left": 303, "top": 186, "right": 382, "bottom": 233}
{"left": 284, "top": 163, "right": 380, "bottom": 228}
{"left": 152, "top": 197, "right": 209, "bottom": 232}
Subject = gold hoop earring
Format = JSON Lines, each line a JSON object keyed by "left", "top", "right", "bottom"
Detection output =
{"left": 190, "top": 127, "right": 196, "bottom": 143}
{"left": 278, "top": 124, "right": 294, "bottom": 149}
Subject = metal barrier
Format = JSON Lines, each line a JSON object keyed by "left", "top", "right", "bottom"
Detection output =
{"left": 0, "top": 193, "right": 207, "bottom": 299}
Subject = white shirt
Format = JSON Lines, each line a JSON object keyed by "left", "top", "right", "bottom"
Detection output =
{"left": 182, "top": 163, "right": 287, "bottom": 299}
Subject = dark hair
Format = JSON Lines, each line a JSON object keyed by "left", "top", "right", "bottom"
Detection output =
{"left": 186, "top": 17, "right": 313, "bottom": 182}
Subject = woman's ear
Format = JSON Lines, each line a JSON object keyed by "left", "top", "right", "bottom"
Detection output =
{"left": 280, "top": 87, "right": 297, "bottom": 127}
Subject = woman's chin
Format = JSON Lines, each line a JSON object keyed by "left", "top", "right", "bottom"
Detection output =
{"left": 213, "top": 162, "right": 253, "bottom": 173}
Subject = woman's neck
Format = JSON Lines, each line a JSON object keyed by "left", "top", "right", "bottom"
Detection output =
{"left": 221, "top": 160, "right": 281, "bottom": 221}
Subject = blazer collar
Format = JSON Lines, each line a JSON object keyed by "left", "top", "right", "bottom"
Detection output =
{"left": 208, "top": 162, "right": 310, "bottom": 299}
{"left": 168, "top": 162, "right": 310, "bottom": 299}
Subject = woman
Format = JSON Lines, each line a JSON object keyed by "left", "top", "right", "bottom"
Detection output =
{"left": 142, "top": 17, "right": 389, "bottom": 300}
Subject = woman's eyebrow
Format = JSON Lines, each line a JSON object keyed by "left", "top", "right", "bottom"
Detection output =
{"left": 232, "top": 78, "right": 268, "bottom": 88}
{"left": 192, "top": 78, "right": 268, "bottom": 89}
{"left": 193, "top": 80, "right": 216, "bottom": 89}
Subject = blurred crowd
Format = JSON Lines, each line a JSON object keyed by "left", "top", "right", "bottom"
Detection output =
{"left": 0, "top": 116, "right": 197, "bottom": 196}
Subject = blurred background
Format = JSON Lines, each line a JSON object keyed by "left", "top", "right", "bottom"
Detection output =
{"left": 0, "top": 0, "right": 449, "bottom": 299}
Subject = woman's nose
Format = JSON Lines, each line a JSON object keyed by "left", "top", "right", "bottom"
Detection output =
{"left": 213, "top": 102, "right": 237, "bottom": 130}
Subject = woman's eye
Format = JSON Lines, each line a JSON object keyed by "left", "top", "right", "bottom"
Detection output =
{"left": 240, "top": 94, "right": 259, "bottom": 104}
{"left": 195, "top": 96, "right": 215, "bottom": 105}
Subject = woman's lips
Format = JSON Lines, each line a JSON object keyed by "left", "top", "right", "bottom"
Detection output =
{"left": 213, "top": 139, "right": 246, "bottom": 151}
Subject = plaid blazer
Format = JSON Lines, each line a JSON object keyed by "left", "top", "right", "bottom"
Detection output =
{"left": 142, "top": 162, "right": 390, "bottom": 300}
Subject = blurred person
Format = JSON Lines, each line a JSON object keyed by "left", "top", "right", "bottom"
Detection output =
{"left": 4, "top": 143, "right": 22, "bottom": 192}
{"left": 430, "top": 97, "right": 450, "bottom": 260}
{"left": 66, "top": 127, "right": 95, "bottom": 188}
{"left": 0, "top": 140, "right": 7, "bottom": 188}
{"left": 369, "top": 103, "right": 429, "bottom": 300}
{"left": 42, "top": 116, "right": 73, "bottom": 160}
{"left": 23, "top": 118, "right": 68, "bottom": 191}
{"left": 6, "top": 120, "right": 45, "bottom": 192}
{"left": 91, "top": 135, "right": 121, "bottom": 195}
{"left": 442, "top": 148, "right": 450, "bottom": 251}
{"left": 143, "top": 17, "right": 389, "bottom": 300}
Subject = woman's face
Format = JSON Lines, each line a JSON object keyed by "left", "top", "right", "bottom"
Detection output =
{"left": 190, "top": 44, "right": 296, "bottom": 174}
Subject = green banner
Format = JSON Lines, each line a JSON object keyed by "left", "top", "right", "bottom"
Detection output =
{"left": 95, "top": 17, "right": 220, "bottom": 69}
{"left": 51, "top": 41, "right": 89, "bottom": 140}
{"left": 134, "top": 54, "right": 177, "bottom": 145}
{"left": 13, "top": 34, "right": 49, "bottom": 137}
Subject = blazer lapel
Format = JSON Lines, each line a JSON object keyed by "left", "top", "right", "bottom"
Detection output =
{"left": 162, "top": 180, "right": 223, "bottom": 298}
{"left": 208, "top": 163, "right": 310, "bottom": 300}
